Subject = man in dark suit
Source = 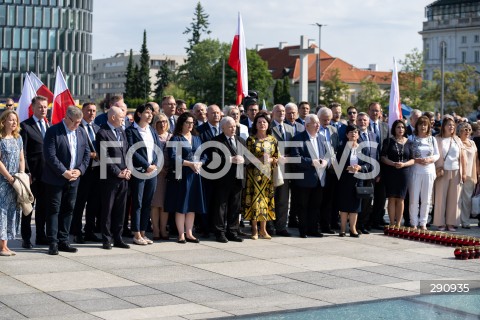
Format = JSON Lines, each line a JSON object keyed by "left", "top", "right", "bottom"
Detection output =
{"left": 192, "top": 102, "right": 207, "bottom": 128}
{"left": 20, "top": 95, "right": 50, "bottom": 248}
{"left": 356, "top": 112, "right": 379, "bottom": 234}
{"left": 368, "top": 102, "right": 389, "bottom": 229}
{"left": 71, "top": 102, "right": 102, "bottom": 244}
{"left": 96, "top": 106, "right": 132, "bottom": 250}
{"left": 162, "top": 95, "right": 178, "bottom": 133}
{"left": 95, "top": 95, "right": 125, "bottom": 127}
{"left": 285, "top": 103, "right": 305, "bottom": 136}
{"left": 42, "top": 106, "right": 90, "bottom": 255}
{"left": 290, "top": 114, "right": 328, "bottom": 238}
{"left": 209, "top": 116, "right": 245, "bottom": 243}
{"left": 270, "top": 104, "right": 295, "bottom": 237}
{"left": 296, "top": 101, "right": 310, "bottom": 126}
{"left": 317, "top": 107, "right": 340, "bottom": 234}
{"left": 240, "top": 97, "right": 259, "bottom": 132}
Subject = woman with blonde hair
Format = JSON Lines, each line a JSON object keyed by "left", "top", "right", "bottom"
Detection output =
{"left": 457, "top": 122, "right": 479, "bottom": 228}
{"left": 433, "top": 115, "right": 466, "bottom": 231}
{"left": 0, "top": 110, "right": 25, "bottom": 256}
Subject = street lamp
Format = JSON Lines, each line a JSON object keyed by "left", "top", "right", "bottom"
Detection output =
{"left": 440, "top": 41, "right": 446, "bottom": 117}
{"left": 314, "top": 23, "right": 326, "bottom": 108}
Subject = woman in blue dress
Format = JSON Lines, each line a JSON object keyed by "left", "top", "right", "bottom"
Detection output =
{"left": 164, "top": 112, "right": 206, "bottom": 243}
{"left": 0, "top": 110, "right": 25, "bottom": 256}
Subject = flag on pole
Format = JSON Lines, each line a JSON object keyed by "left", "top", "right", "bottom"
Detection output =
{"left": 388, "top": 58, "right": 401, "bottom": 128}
{"left": 228, "top": 12, "right": 248, "bottom": 105}
{"left": 52, "top": 66, "right": 76, "bottom": 124}
{"left": 17, "top": 73, "right": 37, "bottom": 122}
{"left": 29, "top": 72, "right": 54, "bottom": 103}
{"left": 262, "top": 99, "right": 267, "bottom": 111}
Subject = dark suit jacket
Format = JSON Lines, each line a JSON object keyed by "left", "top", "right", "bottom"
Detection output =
{"left": 209, "top": 134, "right": 246, "bottom": 185}
{"left": 20, "top": 117, "right": 49, "bottom": 181}
{"left": 197, "top": 122, "right": 219, "bottom": 143}
{"left": 94, "top": 112, "right": 131, "bottom": 129}
{"left": 271, "top": 121, "right": 295, "bottom": 156}
{"left": 79, "top": 121, "right": 100, "bottom": 167}
{"left": 96, "top": 124, "right": 128, "bottom": 182}
{"left": 42, "top": 122, "right": 90, "bottom": 187}
{"left": 296, "top": 118, "right": 306, "bottom": 126}
{"left": 357, "top": 130, "right": 379, "bottom": 175}
{"left": 240, "top": 117, "right": 250, "bottom": 128}
{"left": 125, "top": 124, "right": 161, "bottom": 172}
{"left": 285, "top": 120, "right": 305, "bottom": 136}
{"left": 368, "top": 120, "right": 389, "bottom": 150}
{"left": 290, "top": 131, "right": 327, "bottom": 188}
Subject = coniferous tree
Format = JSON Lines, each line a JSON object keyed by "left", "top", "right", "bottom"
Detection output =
{"left": 154, "top": 60, "right": 173, "bottom": 100}
{"left": 139, "top": 30, "right": 151, "bottom": 100}
{"left": 124, "top": 49, "right": 136, "bottom": 99}
{"left": 183, "top": 2, "right": 211, "bottom": 53}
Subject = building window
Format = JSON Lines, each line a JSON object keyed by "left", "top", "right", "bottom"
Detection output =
{"left": 475, "top": 51, "right": 480, "bottom": 63}
{"left": 0, "top": 5, "right": 6, "bottom": 25}
{"left": 461, "top": 35, "right": 467, "bottom": 44}
{"left": 17, "top": 6, "right": 24, "bottom": 26}
{"left": 462, "top": 51, "right": 467, "bottom": 63}
{"left": 22, "top": 29, "right": 30, "bottom": 49}
{"left": 476, "top": 35, "right": 480, "bottom": 43}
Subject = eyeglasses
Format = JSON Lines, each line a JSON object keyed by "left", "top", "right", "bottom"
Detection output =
{"left": 164, "top": 103, "right": 176, "bottom": 106}
{"left": 5, "top": 104, "right": 13, "bottom": 107}
{"left": 348, "top": 112, "right": 357, "bottom": 115}
{"left": 463, "top": 128, "right": 472, "bottom": 132}
{"left": 158, "top": 120, "right": 167, "bottom": 124}
{"left": 184, "top": 121, "right": 194, "bottom": 125}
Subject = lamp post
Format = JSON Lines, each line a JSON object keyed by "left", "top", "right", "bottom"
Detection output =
{"left": 314, "top": 23, "right": 326, "bottom": 108}
{"left": 440, "top": 41, "right": 446, "bottom": 117}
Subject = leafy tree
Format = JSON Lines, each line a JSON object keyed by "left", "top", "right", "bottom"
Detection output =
{"left": 398, "top": 48, "right": 430, "bottom": 110}
{"left": 246, "top": 49, "right": 274, "bottom": 102}
{"left": 183, "top": 2, "right": 211, "bottom": 53}
{"left": 139, "top": 30, "right": 151, "bottom": 100}
{"left": 154, "top": 60, "right": 173, "bottom": 100}
{"left": 124, "top": 49, "right": 137, "bottom": 99}
{"left": 320, "top": 68, "right": 349, "bottom": 106}
{"left": 432, "top": 65, "right": 479, "bottom": 115}
{"left": 273, "top": 76, "right": 291, "bottom": 105}
{"left": 355, "top": 78, "right": 386, "bottom": 112}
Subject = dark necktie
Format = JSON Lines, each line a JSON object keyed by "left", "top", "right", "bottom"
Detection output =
{"left": 86, "top": 123, "right": 95, "bottom": 144}
{"left": 373, "top": 122, "right": 380, "bottom": 143}
{"left": 115, "top": 128, "right": 122, "bottom": 141}
{"left": 38, "top": 120, "right": 46, "bottom": 137}
{"left": 228, "top": 137, "right": 237, "bottom": 152}
{"left": 169, "top": 117, "right": 175, "bottom": 131}
{"left": 278, "top": 124, "right": 285, "bottom": 140}
{"left": 212, "top": 126, "right": 218, "bottom": 136}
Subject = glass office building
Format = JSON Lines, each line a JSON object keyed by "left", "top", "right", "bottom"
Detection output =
{"left": 0, "top": 0, "right": 93, "bottom": 100}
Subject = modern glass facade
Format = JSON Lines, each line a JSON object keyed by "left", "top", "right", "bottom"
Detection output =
{"left": 0, "top": 0, "right": 93, "bottom": 100}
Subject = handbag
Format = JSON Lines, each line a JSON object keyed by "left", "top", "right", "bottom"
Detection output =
{"left": 355, "top": 181, "right": 374, "bottom": 199}
{"left": 436, "top": 137, "right": 453, "bottom": 178}
{"left": 273, "top": 165, "right": 284, "bottom": 187}
{"left": 472, "top": 182, "right": 480, "bottom": 218}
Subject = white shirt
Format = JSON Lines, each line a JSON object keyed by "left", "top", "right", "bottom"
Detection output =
{"left": 208, "top": 122, "right": 220, "bottom": 136}
{"left": 134, "top": 122, "right": 155, "bottom": 164}
{"left": 33, "top": 115, "right": 47, "bottom": 135}
{"left": 107, "top": 122, "right": 119, "bottom": 139}
{"left": 62, "top": 120, "right": 77, "bottom": 170}
{"left": 440, "top": 137, "right": 460, "bottom": 170}
{"left": 410, "top": 135, "right": 440, "bottom": 175}
{"left": 307, "top": 132, "right": 319, "bottom": 159}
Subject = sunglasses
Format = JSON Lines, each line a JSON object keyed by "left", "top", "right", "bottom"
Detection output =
{"left": 348, "top": 111, "right": 357, "bottom": 115}
{"left": 6, "top": 104, "right": 13, "bottom": 107}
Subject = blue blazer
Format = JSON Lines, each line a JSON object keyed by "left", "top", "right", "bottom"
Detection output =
{"left": 42, "top": 122, "right": 90, "bottom": 187}
{"left": 197, "top": 122, "right": 217, "bottom": 143}
{"left": 125, "top": 124, "right": 161, "bottom": 173}
{"left": 290, "top": 131, "right": 327, "bottom": 188}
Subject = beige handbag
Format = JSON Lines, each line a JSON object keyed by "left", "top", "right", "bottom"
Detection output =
{"left": 273, "top": 165, "right": 284, "bottom": 187}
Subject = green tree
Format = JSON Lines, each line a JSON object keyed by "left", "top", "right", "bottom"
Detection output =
{"left": 320, "top": 68, "right": 349, "bottom": 106}
{"left": 398, "top": 48, "right": 430, "bottom": 110}
{"left": 273, "top": 80, "right": 282, "bottom": 104}
{"left": 355, "top": 78, "right": 385, "bottom": 112}
{"left": 138, "top": 30, "right": 151, "bottom": 100}
{"left": 124, "top": 49, "right": 137, "bottom": 99}
{"left": 154, "top": 60, "right": 173, "bottom": 100}
{"left": 183, "top": 1, "right": 211, "bottom": 53}
{"left": 273, "top": 76, "right": 291, "bottom": 105}
{"left": 246, "top": 49, "right": 274, "bottom": 102}
{"left": 432, "top": 65, "right": 479, "bottom": 115}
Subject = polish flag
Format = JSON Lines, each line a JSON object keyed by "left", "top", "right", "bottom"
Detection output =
{"left": 388, "top": 58, "right": 402, "bottom": 128}
{"left": 28, "top": 72, "right": 54, "bottom": 118}
{"left": 228, "top": 12, "right": 248, "bottom": 105}
{"left": 17, "top": 73, "right": 37, "bottom": 122}
{"left": 52, "top": 66, "right": 76, "bottom": 124}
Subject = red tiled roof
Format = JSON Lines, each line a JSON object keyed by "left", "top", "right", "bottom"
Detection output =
{"left": 258, "top": 45, "right": 391, "bottom": 85}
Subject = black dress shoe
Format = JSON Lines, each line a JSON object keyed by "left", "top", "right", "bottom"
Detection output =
{"left": 22, "top": 240, "right": 33, "bottom": 249}
{"left": 322, "top": 229, "right": 336, "bottom": 235}
{"left": 238, "top": 230, "right": 248, "bottom": 236}
{"left": 113, "top": 241, "right": 130, "bottom": 249}
{"left": 84, "top": 233, "right": 102, "bottom": 242}
{"left": 350, "top": 232, "right": 360, "bottom": 238}
{"left": 276, "top": 230, "right": 292, "bottom": 237}
{"left": 226, "top": 234, "right": 244, "bottom": 242}
{"left": 186, "top": 237, "right": 200, "bottom": 243}
{"left": 73, "top": 235, "right": 85, "bottom": 244}
{"left": 216, "top": 234, "right": 228, "bottom": 243}
{"left": 177, "top": 238, "right": 186, "bottom": 244}
{"left": 308, "top": 232, "right": 324, "bottom": 238}
{"left": 360, "top": 229, "right": 370, "bottom": 235}
{"left": 102, "top": 242, "right": 112, "bottom": 250}
{"left": 36, "top": 238, "right": 49, "bottom": 246}
{"left": 299, "top": 233, "right": 308, "bottom": 238}
{"left": 48, "top": 244, "right": 59, "bottom": 255}
{"left": 58, "top": 242, "right": 78, "bottom": 253}
{"left": 339, "top": 232, "right": 346, "bottom": 237}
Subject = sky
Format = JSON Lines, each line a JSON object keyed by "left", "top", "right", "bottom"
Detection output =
{"left": 92, "top": 0, "right": 433, "bottom": 71}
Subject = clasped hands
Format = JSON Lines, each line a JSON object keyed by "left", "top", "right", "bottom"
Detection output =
{"left": 63, "top": 169, "right": 81, "bottom": 181}
{"left": 117, "top": 168, "right": 132, "bottom": 180}
{"left": 312, "top": 158, "right": 328, "bottom": 169}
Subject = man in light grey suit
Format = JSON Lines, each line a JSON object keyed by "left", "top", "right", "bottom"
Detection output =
{"left": 285, "top": 103, "right": 305, "bottom": 136}
{"left": 270, "top": 104, "right": 296, "bottom": 237}
{"left": 162, "top": 95, "right": 178, "bottom": 133}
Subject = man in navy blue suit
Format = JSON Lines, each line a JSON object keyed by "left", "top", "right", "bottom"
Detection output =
{"left": 43, "top": 106, "right": 90, "bottom": 255}
{"left": 290, "top": 114, "right": 328, "bottom": 238}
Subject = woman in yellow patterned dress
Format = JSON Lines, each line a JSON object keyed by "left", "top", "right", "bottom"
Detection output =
{"left": 243, "top": 112, "right": 278, "bottom": 240}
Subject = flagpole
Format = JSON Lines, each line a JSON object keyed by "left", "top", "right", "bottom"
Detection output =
{"left": 222, "top": 52, "right": 225, "bottom": 108}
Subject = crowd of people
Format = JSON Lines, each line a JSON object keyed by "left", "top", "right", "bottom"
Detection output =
{"left": 0, "top": 93, "right": 479, "bottom": 257}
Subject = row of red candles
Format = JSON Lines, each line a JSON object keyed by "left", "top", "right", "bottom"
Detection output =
{"left": 454, "top": 246, "right": 480, "bottom": 260}
{"left": 383, "top": 225, "right": 480, "bottom": 246}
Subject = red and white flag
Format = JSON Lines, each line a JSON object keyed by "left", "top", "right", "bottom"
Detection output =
{"left": 388, "top": 58, "right": 402, "bottom": 128}
{"left": 17, "top": 73, "right": 37, "bottom": 122}
{"left": 29, "top": 72, "right": 54, "bottom": 103}
{"left": 228, "top": 12, "right": 248, "bottom": 105}
{"left": 52, "top": 66, "right": 76, "bottom": 124}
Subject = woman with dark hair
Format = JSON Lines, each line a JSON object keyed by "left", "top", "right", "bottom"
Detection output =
{"left": 381, "top": 119, "right": 414, "bottom": 227}
{"left": 164, "top": 112, "right": 206, "bottom": 243}
{"left": 409, "top": 116, "right": 439, "bottom": 230}
{"left": 243, "top": 112, "right": 278, "bottom": 239}
{"left": 125, "top": 104, "right": 161, "bottom": 245}
{"left": 433, "top": 115, "right": 466, "bottom": 231}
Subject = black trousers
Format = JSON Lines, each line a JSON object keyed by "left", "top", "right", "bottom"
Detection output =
{"left": 296, "top": 184, "right": 323, "bottom": 236}
{"left": 101, "top": 180, "right": 128, "bottom": 243}
{"left": 274, "top": 178, "right": 289, "bottom": 232}
{"left": 45, "top": 182, "right": 78, "bottom": 244}
{"left": 212, "top": 181, "right": 242, "bottom": 236}
{"left": 71, "top": 166, "right": 101, "bottom": 236}
{"left": 320, "top": 170, "right": 337, "bottom": 231}
{"left": 370, "top": 178, "right": 386, "bottom": 226}
{"left": 21, "top": 179, "right": 48, "bottom": 241}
